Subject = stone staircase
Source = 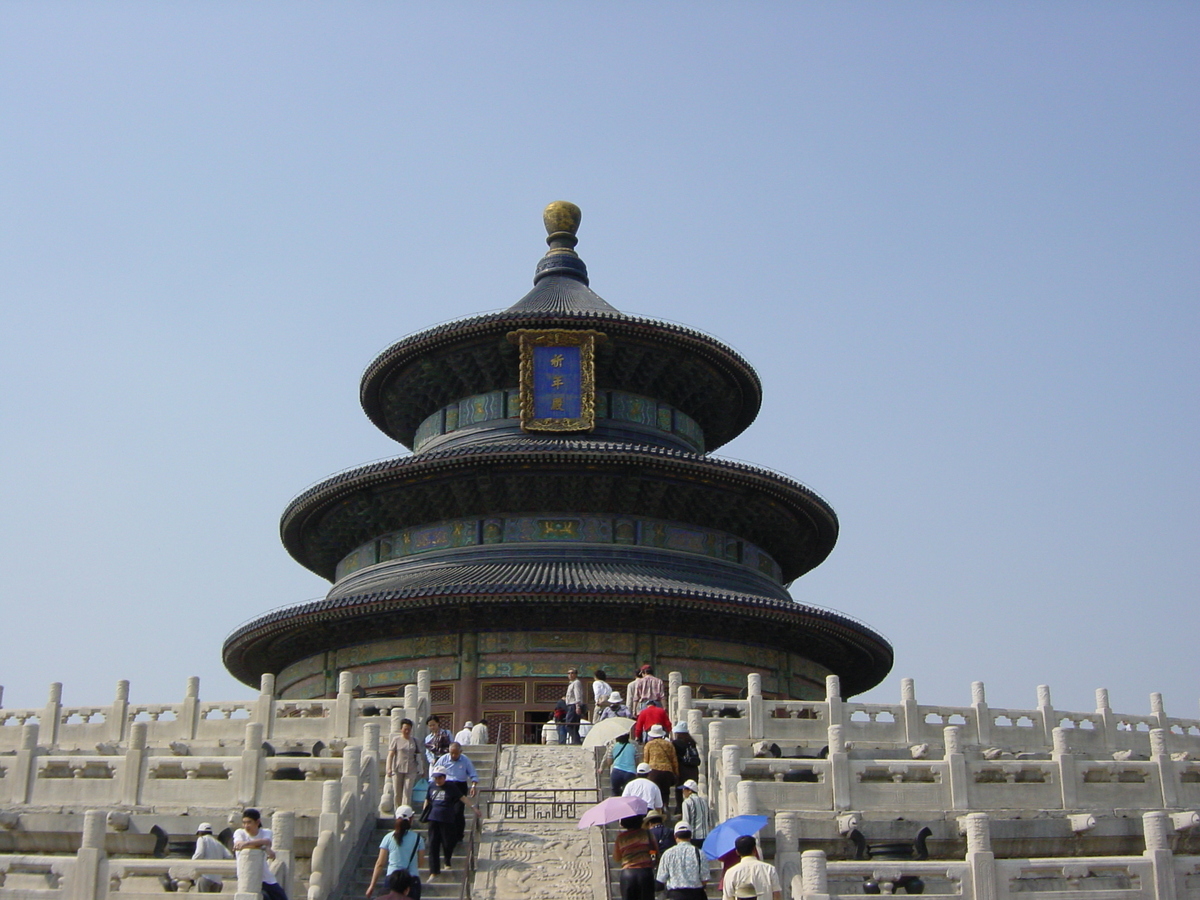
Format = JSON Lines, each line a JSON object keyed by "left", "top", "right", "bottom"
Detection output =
{"left": 338, "top": 750, "right": 496, "bottom": 900}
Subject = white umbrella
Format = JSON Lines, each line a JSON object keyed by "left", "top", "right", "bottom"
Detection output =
{"left": 581, "top": 716, "right": 635, "bottom": 748}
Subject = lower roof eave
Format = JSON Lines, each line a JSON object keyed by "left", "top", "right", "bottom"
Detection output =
{"left": 223, "top": 589, "right": 893, "bottom": 697}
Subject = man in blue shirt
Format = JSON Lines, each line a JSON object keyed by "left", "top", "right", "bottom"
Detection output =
{"left": 433, "top": 742, "right": 477, "bottom": 846}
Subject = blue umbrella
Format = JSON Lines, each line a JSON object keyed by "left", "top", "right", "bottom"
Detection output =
{"left": 701, "top": 815, "right": 770, "bottom": 860}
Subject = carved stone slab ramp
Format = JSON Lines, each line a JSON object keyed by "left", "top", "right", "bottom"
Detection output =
{"left": 472, "top": 745, "right": 609, "bottom": 900}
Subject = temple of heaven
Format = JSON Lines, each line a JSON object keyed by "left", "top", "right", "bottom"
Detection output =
{"left": 223, "top": 202, "right": 892, "bottom": 739}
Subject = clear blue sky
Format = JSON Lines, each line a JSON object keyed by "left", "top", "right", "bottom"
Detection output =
{"left": 2, "top": 4, "right": 1196, "bottom": 720}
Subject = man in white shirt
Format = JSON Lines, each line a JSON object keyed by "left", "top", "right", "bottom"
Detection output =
{"left": 722, "top": 836, "right": 781, "bottom": 900}
{"left": 470, "top": 719, "right": 489, "bottom": 745}
{"left": 621, "top": 763, "right": 663, "bottom": 812}
{"left": 455, "top": 721, "right": 474, "bottom": 745}
{"left": 191, "top": 823, "right": 232, "bottom": 892}
{"left": 233, "top": 808, "right": 287, "bottom": 900}
{"left": 563, "top": 667, "right": 586, "bottom": 745}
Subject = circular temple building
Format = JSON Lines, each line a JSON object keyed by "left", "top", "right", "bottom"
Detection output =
{"left": 223, "top": 202, "right": 892, "bottom": 741}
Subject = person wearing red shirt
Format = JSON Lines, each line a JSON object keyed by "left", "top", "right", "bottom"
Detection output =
{"left": 632, "top": 700, "right": 671, "bottom": 743}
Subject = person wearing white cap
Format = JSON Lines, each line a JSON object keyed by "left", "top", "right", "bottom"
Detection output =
{"left": 620, "top": 762, "right": 663, "bottom": 812}
{"left": 191, "top": 823, "right": 232, "bottom": 893}
{"left": 454, "top": 722, "right": 474, "bottom": 745}
{"left": 655, "top": 821, "right": 709, "bottom": 900}
{"left": 599, "top": 691, "right": 632, "bottom": 721}
{"left": 422, "top": 768, "right": 461, "bottom": 880}
{"left": 643, "top": 723, "right": 679, "bottom": 810}
{"left": 679, "top": 780, "right": 711, "bottom": 845}
{"left": 366, "top": 805, "right": 425, "bottom": 899}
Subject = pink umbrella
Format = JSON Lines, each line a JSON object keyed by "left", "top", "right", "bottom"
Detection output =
{"left": 577, "top": 795, "right": 649, "bottom": 828}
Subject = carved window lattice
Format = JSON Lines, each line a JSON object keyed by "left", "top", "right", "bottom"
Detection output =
{"left": 535, "top": 683, "right": 564, "bottom": 703}
{"left": 430, "top": 685, "right": 454, "bottom": 704}
{"left": 486, "top": 711, "right": 516, "bottom": 745}
{"left": 482, "top": 683, "right": 525, "bottom": 704}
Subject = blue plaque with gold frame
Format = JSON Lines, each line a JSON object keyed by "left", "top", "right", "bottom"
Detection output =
{"left": 507, "top": 329, "right": 605, "bottom": 432}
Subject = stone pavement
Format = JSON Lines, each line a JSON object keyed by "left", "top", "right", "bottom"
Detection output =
{"left": 471, "top": 745, "right": 609, "bottom": 900}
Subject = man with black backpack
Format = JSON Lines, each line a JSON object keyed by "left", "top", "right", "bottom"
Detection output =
{"left": 671, "top": 722, "right": 701, "bottom": 815}
{"left": 655, "top": 822, "right": 709, "bottom": 900}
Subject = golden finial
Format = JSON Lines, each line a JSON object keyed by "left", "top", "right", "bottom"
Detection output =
{"left": 543, "top": 201, "right": 581, "bottom": 237}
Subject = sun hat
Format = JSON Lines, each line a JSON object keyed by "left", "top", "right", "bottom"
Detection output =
{"left": 196, "top": 823, "right": 213, "bottom": 834}
{"left": 682, "top": 779, "right": 700, "bottom": 792}
{"left": 636, "top": 762, "right": 652, "bottom": 774}
{"left": 648, "top": 724, "right": 667, "bottom": 739}
{"left": 645, "top": 811, "right": 663, "bottom": 822}
{"left": 674, "top": 821, "right": 692, "bottom": 834}
{"left": 673, "top": 721, "right": 689, "bottom": 733}
{"left": 608, "top": 691, "right": 623, "bottom": 703}
{"left": 396, "top": 804, "right": 415, "bottom": 820}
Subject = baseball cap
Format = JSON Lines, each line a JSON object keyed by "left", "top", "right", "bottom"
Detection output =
{"left": 396, "top": 805, "right": 415, "bottom": 820}
{"left": 196, "top": 823, "right": 213, "bottom": 834}
{"left": 674, "top": 821, "right": 692, "bottom": 835}
{"left": 636, "top": 762, "right": 652, "bottom": 774}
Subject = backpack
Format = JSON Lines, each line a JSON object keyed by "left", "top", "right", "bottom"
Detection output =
{"left": 679, "top": 740, "right": 701, "bottom": 768}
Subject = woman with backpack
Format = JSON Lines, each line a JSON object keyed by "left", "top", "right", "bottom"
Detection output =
{"left": 365, "top": 805, "right": 425, "bottom": 899}
{"left": 671, "top": 722, "right": 701, "bottom": 815}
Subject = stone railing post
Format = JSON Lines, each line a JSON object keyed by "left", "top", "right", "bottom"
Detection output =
{"left": 270, "top": 811, "right": 294, "bottom": 898}
{"left": 825, "top": 675, "right": 844, "bottom": 732}
{"left": 342, "top": 745, "right": 363, "bottom": 816}
{"left": 972, "top": 681, "right": 991, "bottom": 746}
{"left": 182, "top": 677, "right": 201, "bottom": 740}
{"left": 962, "top": 813, "right": 996, "bottom": 900}
{"left": 12, "top": 723, "right": 39, "bottom": 804}
{"left": 798, "top": 850, "right": 830, "bottom": 900}
{"left": 334, "top": 672, "right": 355, "bottom": 739}
{"left": 363, "top": 723, "right": 382, "bottom": 759}
{"left": 1149, "top": 730, "right": 1177, "bottom": 808}
{"left": 945, "top": 725, "right": 968, "bottom": 810}
{"left": 687, "top": 708, "right": 704, "bottom": 782}
{"left": 235, "top": 848, "right": 264, "bottom": 900}
{"left": 828, "top": 724, "right": 851, "bottom": 810}
{"left": 1142, "top": 811, "right": 1177, "bottom": 900}
{"left": 239, "top": 723, "right": 265, "bottom": 806}
{"left": 1150, "top": 693, "right": 1168, "bottom": 733}
{"left": 67, "top": 809, "right": 109, "bottom": 900}
{"left": 707, "top": 720, "right": 726, "bottom": 796}
{"left": 414, "top": 671, "right": 431, "bottom": 727}
{"left": 1037, "top": 685, "right": 1055, "bottom": 745}
{"left": 901, "top": 678, "right": 920, "bottom": 744}
{"left": 776, "top": 811, "right": 801, "bottom": 855}
{"left": 121, "top": 723, "right": 148, "bottom": 807}
{"left": 668, "top": 672, "right": 683, "bottom": 723}
{"left": 1052, "top": 727, "right": 1076, "bottom": 810}
{"left": 1095, "top": 689, "right": 1116, "bottom": 750}
{"left": 317, "top": 779, "right": 341, "bottom": 876}
{"left": 255, "top": 675, "right": 276, "bottom": 740}
{"left": 721, "top": 744, "right": 742, "bottom": 821}
{"left": 747, "top": 673, "right": 764, "bottom": 740}
{"left": 43, "top": 682, "right": 63, "bottom": 747}
{"left": 736, "top": 780, "right": 757, "bottom": 816}
{"left": 109, "top": 681, "right": 129, "bottom": 743}
{"left": 678, "top": 685, "right": 694, "bottom": 723}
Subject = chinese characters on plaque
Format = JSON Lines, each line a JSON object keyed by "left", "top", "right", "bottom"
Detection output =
{"left": 507, "top": 329, "right": 605, "bottom": 432}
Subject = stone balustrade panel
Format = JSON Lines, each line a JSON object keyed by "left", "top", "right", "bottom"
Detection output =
{"left": 847, "top": 759, "right": 950, "bottom": 810}
{"left": 30, "top": 757, "right": 125, "bottom": 806}
{"left": 1074, "top": 761, "right": 1165, "bottom": 809}
{"left": 966, "top": 759, "right": 1062, "bottom": 810}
